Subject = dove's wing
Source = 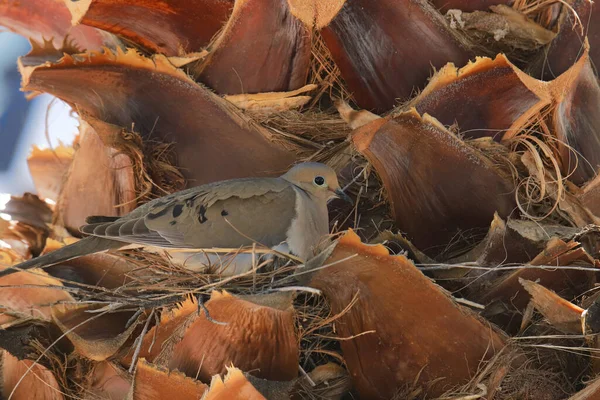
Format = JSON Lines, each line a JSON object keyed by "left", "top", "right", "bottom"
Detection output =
{"left": 80, "top": 177, "right": 299, "bottom": 249}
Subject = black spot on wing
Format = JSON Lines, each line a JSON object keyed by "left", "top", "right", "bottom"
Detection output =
{"left": 221, "top": 210, "right": 228, "bottom": 216}
{"left": 172, "top": 204, "right": 183, "bottom": 218}
{"left": 198, "top": 205, "right": 207, "bottom": 224}
{"left": 147, "top": 207, "right": 169, "bottom": 220}
{"left": 170, "top": 221, "right": 176, "bottom": 226}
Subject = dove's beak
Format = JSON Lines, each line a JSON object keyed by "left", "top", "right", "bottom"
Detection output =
{"left": 332, "top": 188, "right": 354, "bottom": 205}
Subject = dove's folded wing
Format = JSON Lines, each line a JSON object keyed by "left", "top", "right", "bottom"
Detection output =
{"left": 80, "top": 178, "right": 298, "bottom": 249}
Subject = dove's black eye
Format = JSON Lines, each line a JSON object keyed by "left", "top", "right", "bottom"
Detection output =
{"left": 314, "top": 176, "right": 325, "bottom": 186}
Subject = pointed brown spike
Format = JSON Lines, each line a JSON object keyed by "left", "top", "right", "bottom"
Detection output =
{"left": 66, "top": 0, "right": 234, "bottom": 56}
{"left": 129, "top": 359, "right": 207, "bottom": 400}
{"left": 19, "top": 48, "right": 296, "bottom": 185}
{"left": 352, "top": 109, "right": 515, "bottom": 256}
{"left": 306, "top": 230, "right": 506, "bottom": 399}
{"left": 519, "top": 278, "right": 584, "bottom": 334}
{"left": 203, "top": 367, "right": 266, "bottom": 400}
{"left": 431, "top": 0, "right": 513, "bottom": 13}
{"left": 52, "top": 304, "right": 143, "bottom": 361}
{"left": 320, "top": 0, "right": 472, "bottom": 112}
{"left": 55, "top": 119, "right": 136, "bottom": 234}
{"left": 1, "top": 350, "right": 64, "bottom": 400}
{"left": 194, "top": 0, "right": 311, "bottom": 94}
{"left": 411, "top": 55, "right": 544, "bottom": 140}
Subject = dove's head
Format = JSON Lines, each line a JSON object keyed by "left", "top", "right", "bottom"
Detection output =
{"left": 282, "top": 162, "right": 353, "bottom": 204}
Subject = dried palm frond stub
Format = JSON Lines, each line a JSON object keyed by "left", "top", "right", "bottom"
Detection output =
{"left": 294, "top": 362, "right": 351, "bottom": 400}
{"left": 352, "top": 109, "right": 515, "bottom": 256}
{"left": 320, "top": 0, "right": 472, "bottom": 112}
{"left": 432, "top": 0, "right": 513, "bottom": 13}
{"left": 533, "top": 0, "right": 599, "bottom": 79}
{"left": 0, "top": 266, "right": 73, "bottom": 326}
{"left": 519, "top": 278, "right": 584, "bottom": 334}
{"left": 123, "top": 292, "right": 298, "bottom": 383}
{"left": 27, "top": 145, "right": 74, "bottom": 203}
{"left": 84, "top": 361, "right": 132, "bottom": 400}
{"left": 55, "top": 119, "right": 137, "bottom": 234}
{"left": 304, "top": 230, "right": 506, "bottom": 399}
{"left": 452, "top": 213, "right": 578, "bottom": 267}
{"left": 194, "top": 0, "right": 311, "bottom": 94}
{"left": 0, "top": 0, "right": 115, "bottom": 50}
{"left": 129, "top": 359, "right": 207, "bottom": 400}
{"left": 569, "top": 376, "right": 600, "bottom": 400}
{"left": 409, "top": 53, "right": 544, "bottom": 139}
{"left": 1, "top": 193, "right": 52, "bottom": 230}
{"left": 0, "top": 193, "right": 53, "bottom": 258}
{"left": 224, "top": 84, "right": 318, "bottom": 114}
{"left": 0, "top": 350, "right": 64, "bottom": 400}
{"left": 445, "top": 5, "right": 556, "bottom": 55}
{"left": 41, "top": 237, "right": 141, "bottom": 288}
{"left": 52, "top": 303, "right": 144, "bottom": 361}
{"left": 19, "top": 46, "right": 297, "bottom": 185}
{"left": 65, "top": 0, "right": 234, "bottom": 56}
{"left": 579, "top": 174, "right": 600, "bottom": 218}
{"left": 410, "top": 40, "right": 600, "bottom": 185}
{"left": 480, "top": 238, "right": 596, "bottom": 331}
{"left": 544, "top": 45, "right": 600, "bottom": 184}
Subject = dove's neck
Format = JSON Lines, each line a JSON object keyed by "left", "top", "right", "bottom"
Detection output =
{"left": 286, "top": 187, "right": 330, "bottom": 261}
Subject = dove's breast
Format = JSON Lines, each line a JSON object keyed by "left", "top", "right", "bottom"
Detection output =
{"left": 285, "top": 187, "right": 330, "bottom": 261}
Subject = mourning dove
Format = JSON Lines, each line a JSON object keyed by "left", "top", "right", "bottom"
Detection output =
{"left": 0, "top": 162, "right": 352, "bottom": 277}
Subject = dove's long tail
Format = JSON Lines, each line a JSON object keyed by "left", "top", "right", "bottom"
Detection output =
{"left": 0, "top": 236, "right": 123, "bottom": 278}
